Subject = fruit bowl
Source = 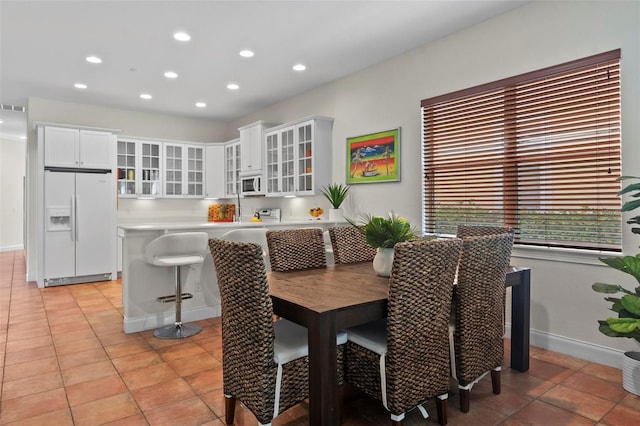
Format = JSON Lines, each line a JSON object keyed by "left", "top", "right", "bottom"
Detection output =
{"left": 309, "top": 207, "right": 324, "bottom": 220}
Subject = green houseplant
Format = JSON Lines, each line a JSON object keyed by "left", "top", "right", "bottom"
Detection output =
{"left": 346, "top": 212, "right": 417, "bottom": 276}
{"left": 321, "top": 183, "right": 350, "bottom": 222}
{"left": 592, "top": 176, "right": 640, "bottom": 395}
{"left": 592, "top": 176, "right": 640, "bottom": 341}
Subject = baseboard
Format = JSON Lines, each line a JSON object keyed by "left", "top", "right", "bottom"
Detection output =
{"left": 506, "top": 324, "right": 625, "bottom": 369}
{"left": 0, "top": 244, "right": 23, "bottom": 252}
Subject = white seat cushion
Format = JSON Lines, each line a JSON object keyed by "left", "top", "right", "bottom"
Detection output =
{"left": 345, "top": 319, "right": 387, "bottom": 355}
{"left": 273, "top": 319, "right": 348, "bottom": 364}
{"left": 152, "top": 254, "right": 204, "bottom": 267}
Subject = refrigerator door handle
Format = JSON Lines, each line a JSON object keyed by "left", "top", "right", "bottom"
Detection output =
{"left": 75, "top": 194, "right": 80, "bottom": 242}
{"left": 70, "top": 195, "right": 76, "bottom": 242}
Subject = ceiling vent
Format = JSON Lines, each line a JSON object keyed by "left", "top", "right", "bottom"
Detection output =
{"left": 0, "top": 104, "right": 26, "bottom": 112}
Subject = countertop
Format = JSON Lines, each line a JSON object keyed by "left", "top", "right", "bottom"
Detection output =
{"left": 117, "top": 218, "right": 346, "bottom": 232}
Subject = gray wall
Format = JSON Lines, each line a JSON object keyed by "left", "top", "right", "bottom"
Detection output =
{"left": 0, "top": 137, "right": 26, "bottom": 250}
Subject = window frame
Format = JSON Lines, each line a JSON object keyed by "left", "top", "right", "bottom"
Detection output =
{"left": 421, "top": 49, "right": 622, "bottom": 251}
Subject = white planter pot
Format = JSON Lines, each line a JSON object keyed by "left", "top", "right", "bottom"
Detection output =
{"left": 373, "top": 248, "right": 394, "bottom": 277}
{"left": 623, "top": 351, "right": 640, "bottom": 396}
{"left": 328, "top": 208, "right": 344, "bottom": 222}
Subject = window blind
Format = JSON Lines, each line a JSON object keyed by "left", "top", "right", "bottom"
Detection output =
{"left": 422, "top": 50, "right": 621, "bottom": 251}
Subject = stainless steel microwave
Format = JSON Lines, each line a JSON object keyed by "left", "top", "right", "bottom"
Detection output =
{"left": 240, "top": 174, "right": 264, "bottom": 196}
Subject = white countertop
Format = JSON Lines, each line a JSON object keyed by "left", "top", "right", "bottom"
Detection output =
{"left": 117, "top": 218, "right": 345, "bottom": 232}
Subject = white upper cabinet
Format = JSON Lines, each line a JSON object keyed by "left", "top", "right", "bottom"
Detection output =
{"left": 224, "top": 139, "right": 241, "bottom": 198}
{"left": 116, "top": 138, "right": 162, "bottom": 198}
{"left": 239, "top": 121, "right": 277, "bottom": 175}
{"left": 163, "top": 143, "right": 205, "bottom": 198}
{"left": 44, "top": 126, "right": 114, "bottom": 169}
{"left": 205, "top": 144, "right": 225, "bottom": 199}
{"left": 264, "top": 116, "right": 333, "bottom": 197}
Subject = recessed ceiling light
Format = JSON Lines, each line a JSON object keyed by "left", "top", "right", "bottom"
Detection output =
{"left": 227, "top": 83, "right": 239, "bottom": 90}
{"left": 20, "top": 136, "right": 27, "bottom": 140}
{"left": 293, "top": 64, "right": 306, "bottom": 71}
{"left": 0, "top": 120, "right": 3, "bottom": 124}
{"left": 86, "top": 56, "right": 102, "bottom": 64}
{"left": 173, "top": 31, "right": 191, "bottom": 42}
{"left": 164, "top": 71, "right": 178, "bottom": 79}
{"left": 195, "top": 102, "right": 207, "bottom": 108}
{"left": 140, "top": 93, "right": 152, "bottom": 100}
{"left": 74, "top": 83, "right": 87, "bottom": 89}
{"left": 239, "top": 50, "right": 254, "bottom": 58}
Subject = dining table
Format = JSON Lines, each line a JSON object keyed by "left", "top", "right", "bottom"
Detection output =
{"left": 268, "top": 262, "right": 531, "bottom": 426}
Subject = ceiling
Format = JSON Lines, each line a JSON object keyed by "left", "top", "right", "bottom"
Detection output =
{"left": 0, "top": 0, "right": 528, "bottom": 141}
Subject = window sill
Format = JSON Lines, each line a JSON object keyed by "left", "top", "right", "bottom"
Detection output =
{"left": 511, "top": 244, "right": 620, "bottom": 266}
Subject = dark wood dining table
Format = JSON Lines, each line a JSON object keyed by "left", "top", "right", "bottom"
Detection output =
{"left": 268, "top": 262, "right": 531, "bottom": 426}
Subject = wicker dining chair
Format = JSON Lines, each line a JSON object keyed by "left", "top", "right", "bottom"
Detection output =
{"left": 345, "top": 238, "right": 463, "bottom": 426}
{"left": 449, "top": 232, "right": 514, "bottom": 413}
{"left": 209, "top": 238, "right": 347, "bottom": 425}
{"left": 266, "top": 227, "right": 327, "bottom": 271}
{"left": 220, "top": 228, "right": 271, "bottom": 271}
{"left": 328, "top": 226, "right": 377, "bottom": 264}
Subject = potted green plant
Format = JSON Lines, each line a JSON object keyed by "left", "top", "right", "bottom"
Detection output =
{"left": 346, "top": 212, "right": 417, "bottom": 276}
{"left": 321, "top": 183, "right": 350, "bottom": 222}
{"left": 592, "top": 175, "right": 640, "bottom": 395}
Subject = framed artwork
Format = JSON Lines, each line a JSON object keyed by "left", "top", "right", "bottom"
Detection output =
{"left": 346, "top": 127, "right": 400, "bottom": 184}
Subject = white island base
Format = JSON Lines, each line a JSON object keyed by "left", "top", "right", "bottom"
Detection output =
{"left": 118, "top": 220, "right": 343, "bottom": 333}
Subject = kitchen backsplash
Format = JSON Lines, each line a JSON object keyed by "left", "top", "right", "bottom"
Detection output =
{"left": 116, "top": 195, "right": 351, "bottom": 223}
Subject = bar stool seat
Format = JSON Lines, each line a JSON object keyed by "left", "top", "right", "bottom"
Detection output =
{"left": 145, "top": 232, "right": 209, "bottom": 339}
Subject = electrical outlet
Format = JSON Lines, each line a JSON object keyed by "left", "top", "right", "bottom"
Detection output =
{"left": 195, "top": 281, "right": 201, "bottom": 292}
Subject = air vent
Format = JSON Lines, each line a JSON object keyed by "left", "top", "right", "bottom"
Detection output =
{"left": 0, "top": 104, "right": 26, "bottom": 112}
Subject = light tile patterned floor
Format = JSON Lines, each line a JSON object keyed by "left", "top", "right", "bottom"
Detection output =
{"left": 1, "top": 250, "right": 639, "bottom": 425}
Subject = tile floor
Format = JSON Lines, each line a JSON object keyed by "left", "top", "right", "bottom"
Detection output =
{"left": 1, "top": 250, "right": 639, "bottom": 425}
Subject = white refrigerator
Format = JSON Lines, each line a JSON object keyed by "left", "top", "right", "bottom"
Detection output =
{"left": 43, "top": 170, "right": 116, "bottom": 286}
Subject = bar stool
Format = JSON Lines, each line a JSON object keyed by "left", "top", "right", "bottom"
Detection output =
{"left": 144, "top": 232, "right": 209, "bottom": 339}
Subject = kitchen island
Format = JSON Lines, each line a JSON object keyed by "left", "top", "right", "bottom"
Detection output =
{"left": 118, "top": 219, "right": 344, "bottom": 333}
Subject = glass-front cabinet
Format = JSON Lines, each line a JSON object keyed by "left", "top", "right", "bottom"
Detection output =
{"left": 264, "top": 117, "right": 333, "bottom": 197}
{"left": 225, "top": 139, "right": 241, "bottom": 197}
{"left": 164, "top": 143, "right": 205, "bottom": 198}
{"left": 296, "top": 122, "right": 313, "bottom": 195}
{"left": 117, "top": 138, "right": 162, "bottom": 198}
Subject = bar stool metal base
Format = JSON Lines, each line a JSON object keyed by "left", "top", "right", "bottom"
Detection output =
{"left": 153, "top": 322, "right": 202, "bottom": 339}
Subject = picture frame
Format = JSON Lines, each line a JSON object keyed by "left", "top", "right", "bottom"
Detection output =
{"left": 346, "top": 127, "right": 400, "bottom": 184}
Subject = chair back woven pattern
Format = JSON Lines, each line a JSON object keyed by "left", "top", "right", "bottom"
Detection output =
{"left": 456, "top": 225, "right": 514, "bottom": 239}
{"left": 346, "top": 238, "right": 462, "bottom": 415}
{"left": 454, "top": 233, "right": 514, "bottom": 386}
{"left": 266, "top": 228, "right": 327, "bottom": 271}
{"left": 328, "top": 226, "right": 377, "bottom": 264}
{"left": 208, "top": 239, "right": 308, "bottom": 423}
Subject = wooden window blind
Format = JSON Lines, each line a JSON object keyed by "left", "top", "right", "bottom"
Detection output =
{"left": 421, "top": 49, "right": 621, "bottom": 251}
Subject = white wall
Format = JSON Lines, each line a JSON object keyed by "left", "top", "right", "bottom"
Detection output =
{"left": 229, "top": 1, "right": 640, "bottom": 365}
{"left": 24, "top": 97, "right": 231, "bottom": 281}
{"left": 0, "top": 137, "right": 26, "bottom": 251}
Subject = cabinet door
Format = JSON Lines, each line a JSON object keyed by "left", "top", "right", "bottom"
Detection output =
{"left": 265, "top": 132, "right": 280, "bottom": 194}
{"left": 186, "top": 145, "right": 204, "bottom": 197}
{"left": 116, "top": 139, "right": 137, "bottom": 197}
{"left": 164, "top": 144, "right": 184, "bottom": 197}
{"left": 296, "top": 122, "right": 314, "bottom": 194}
{"left": 281, "top": 128, "right": 296, "bottom": 194}
{"left": 44, "top": 127, "right": 79, "bottom": 167}
{"left": 139, "top": 141, "right": 162, "bottom": 197}
{"left": 205, "top": 145, "right": 225, "bottom": 199}
{"left": 240, "top": 124, "right": 262, "bottom": 173}
{"left": 79, "top": 130, "right": 113, "bottom": 169}
{"left": 225, "top": 141, "right": 241, "bottom": 197}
